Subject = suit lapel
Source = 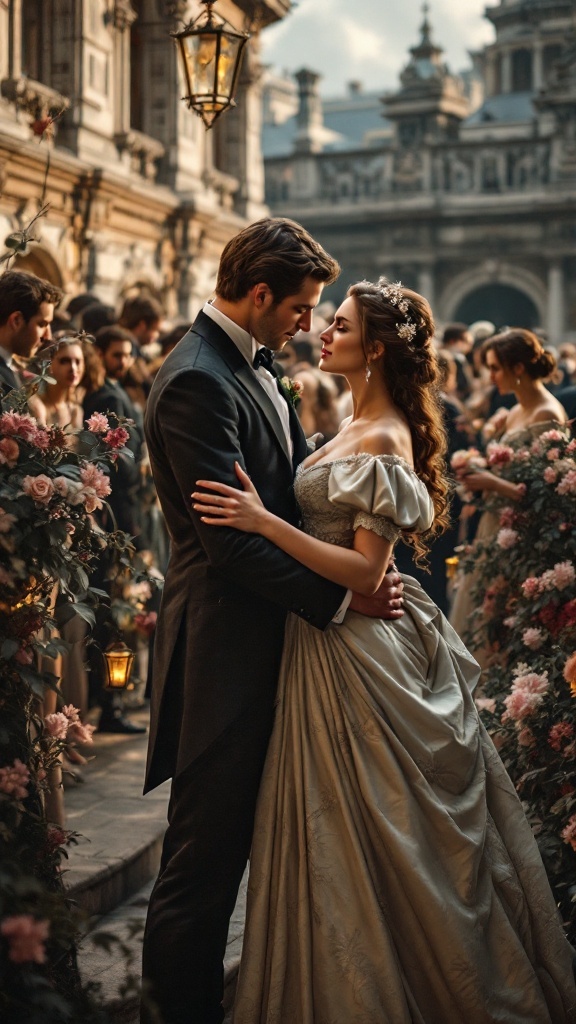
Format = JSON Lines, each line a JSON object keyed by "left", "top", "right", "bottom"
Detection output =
{"left": 192, "top": 311, "right": 293, "bottom": 467}
{"left": 234, "top": 362, "right": 292, "bottom": 464}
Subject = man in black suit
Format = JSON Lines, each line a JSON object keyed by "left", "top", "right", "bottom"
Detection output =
{"left": 141, "top": 218, "right": 403, "bottom": 1024}
{"left": 0, "top": 270, "right": 62, "bottom": 406}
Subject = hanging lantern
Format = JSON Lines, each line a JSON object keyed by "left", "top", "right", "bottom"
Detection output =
{"left": 173, "top": 0, "right": 250, "bottom": 129}
{"left": 103, "top": 641, "right": 135, "bottom": 690}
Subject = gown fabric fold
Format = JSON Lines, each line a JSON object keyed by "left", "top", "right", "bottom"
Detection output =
{"left": 232, "top": 454, "right": 576, "bottom": 1024}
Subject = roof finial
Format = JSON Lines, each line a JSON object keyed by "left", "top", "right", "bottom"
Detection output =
{"left": 421, "top": 2, "right": 432, "bottom": 40}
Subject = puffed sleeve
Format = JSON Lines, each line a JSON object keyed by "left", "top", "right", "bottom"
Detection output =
{"left": 327, "top": 455, "right": 434, "bottom": 542}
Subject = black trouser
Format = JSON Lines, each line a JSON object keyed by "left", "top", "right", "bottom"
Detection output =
{"left": 141, "top": 696, "right": 275, "bottom": 1024}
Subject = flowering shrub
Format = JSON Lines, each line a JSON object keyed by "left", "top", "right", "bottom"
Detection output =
{"left": 457, "top": 427, "right": 576, "bottom": 939}
{"left": 0, "top": 383, "right": 155, "bottom": 1018}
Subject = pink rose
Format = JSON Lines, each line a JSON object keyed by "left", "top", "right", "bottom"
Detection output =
{"left": 543, "top": 466, "right": 557, "bottom": 484}
{"left": 563, "top": 652, "right": 576, "bottom": 685}
{"left": 547, "top": 448, "right": 560, "bottom": 461}
{"left": 561, "top": 814, "right": 576, "bottom": 852}
{"left": 80, "top": 463, "right": 111, "bottom": 499}
{"left": 486, "top": 443, "right": 514, "bottom": 467}
{"left": 498, "top": 507, "right": 516, "bottom": 528}
{"left": 497, "top": 528, "right": 518, "bottom": 549}
{"left": 450, "top": 449, "right": 471, "bottom": 471}
{"left": 548, "top": 722, "right": 574, "bottom": 751}
{"left": 61, "top": 704, "right": 80, "bottom": 724}
{"left": 44, "top": 712, "right": 69, "bottom": 740}
{"left": 67, "top": 721, "right": 96, "bottom": 745}
{"left": 548, "top": 561, "right": 575, "bottom": 590}
{"left": 540, "top": 429, "right": 564, "bottom": 443}
{"left": 33, "top": 429, "right": 50, "bottom": 451}
{"left": 86, "top": 413, "right": 110, "bottom": 433}
{"left": 522, "top": 627, "right": 545, "bottom": 650}
{"left": 103, "top": 426, "right": 130, "bottom": 449}
{"left": 22, "top": 474, "right": 55, "bottom": 504}
{"left": 0, "top": 437, "right": 20, "bottom": 467}
{"left": 0, "top": 915, "right": 49, "bottom": 964}
{"left": 557, "top": 470, "right": 576, "bottom": 496}
{"left": 0, "top": 758, "right": 30, "bottom": 799}
{"left": 511, "top": 670, "right": 549, "bottom": 695}
{"left": 0, "top": 411, "right": 38, "bottom": 443}
{"left": 502, "top": 690, "right": 543, "bottom": 722}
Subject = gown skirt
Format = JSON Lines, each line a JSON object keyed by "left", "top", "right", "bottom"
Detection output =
{"left": 233, "top": 577, "right": 576, "bottom": 1024}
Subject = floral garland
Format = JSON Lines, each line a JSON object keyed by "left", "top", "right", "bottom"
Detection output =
{"left": 452, "top": 428, "right": 576, "bottom": 939}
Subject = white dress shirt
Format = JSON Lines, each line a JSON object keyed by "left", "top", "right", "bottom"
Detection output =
{"left": 203, "top": 302, "right": 292, "bottom": 457}
{"left": 0, "top": 345, "right": 15, "bottom": 369}
{"left": 202, "top": 302, "right": 351, "bottom": 624}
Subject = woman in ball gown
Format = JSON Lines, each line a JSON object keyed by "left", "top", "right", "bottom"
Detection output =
{"left": 192, "top": 283, "right": 576, "bottom": 1024}
{"left": 449, "top": 329, "right": 567, "bottom": 658}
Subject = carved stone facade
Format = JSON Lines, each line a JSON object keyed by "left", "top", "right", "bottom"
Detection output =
{"left": 263, "top": 1, "right": 576, "bottom": 343}
{"left": 0, "top": 0, "right": 289, "bottom": 315}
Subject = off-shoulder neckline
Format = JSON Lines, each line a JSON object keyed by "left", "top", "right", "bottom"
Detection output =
{"left": 298, "top": 452, "right": 418, "bottom": 479}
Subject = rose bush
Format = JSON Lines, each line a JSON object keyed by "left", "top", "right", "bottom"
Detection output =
{"left": 0, "top": 381, "right": 157, "bottom": 1019}
{"left": 455, "top": 427, "right": 576, "bottom": 939}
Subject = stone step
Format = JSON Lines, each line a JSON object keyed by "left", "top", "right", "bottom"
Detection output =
{"left": 63, "top": 710, "right": 170, "bottom": 920}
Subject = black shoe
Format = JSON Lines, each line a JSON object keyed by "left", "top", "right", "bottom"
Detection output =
{"left": 98, "top": 715, "right": 147, "bottom": 735}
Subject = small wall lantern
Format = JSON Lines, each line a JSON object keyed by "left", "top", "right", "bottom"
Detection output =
{"left": 104, "top": 641, "right": 135, "bottom": 690}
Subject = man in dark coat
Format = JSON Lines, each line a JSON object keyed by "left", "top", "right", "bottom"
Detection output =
{"left": 83, "top": 326, "right": 146, "bottom": 735}
{"left": 141, "top": 218, "right": 403, "bottom": 1024}
{"left": 0, "top": 270, "right": 61, "bottom": 407}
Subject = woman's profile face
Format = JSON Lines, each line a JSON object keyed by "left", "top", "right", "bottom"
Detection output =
{"left": 51, "top": 343, "right": 85, "bottom": 389}
{"left": 318, "top": 297, "right": 364, "bottom": 377}
{"left": 484, "top": 348, "right": 516, "bottom": 394}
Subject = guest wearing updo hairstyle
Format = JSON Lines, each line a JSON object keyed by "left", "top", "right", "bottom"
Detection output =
{"left": 450, "top": 327, "right": 567, "bottom": 652}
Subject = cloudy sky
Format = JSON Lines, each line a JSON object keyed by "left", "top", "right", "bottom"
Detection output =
{"left": 260, "top": 0, "right": 496, "bottom": 95}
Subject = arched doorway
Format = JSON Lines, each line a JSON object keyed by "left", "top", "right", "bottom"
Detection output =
{"left": 454, "top": 283, "right": 539, "bottom": 330}
{"left": 11, "top": 247, "right": 64, "bottom": 288}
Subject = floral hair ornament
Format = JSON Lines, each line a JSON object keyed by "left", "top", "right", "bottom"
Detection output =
{"left": 377, "top": 280, "right": 418, "bottom": 344}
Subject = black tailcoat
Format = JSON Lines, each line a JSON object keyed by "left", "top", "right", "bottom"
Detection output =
{"left": 143, "top": 311, "right": 344, "bottom": 792}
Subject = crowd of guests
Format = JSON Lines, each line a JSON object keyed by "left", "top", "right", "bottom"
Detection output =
{"left": 0, "top": 266, "right": 574, "bottom": 822}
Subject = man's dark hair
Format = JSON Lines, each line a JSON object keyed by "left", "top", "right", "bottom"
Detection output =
{"left": 119, "top": 295, "right": 164, "bottom": 329}
{"left": 442, "top": 322, "right": 469, "bottom": 345}
{"left": 94, "top": 325, "right": 136, "bottom": 354}
{"left": 0, "top": 270, "right": 62, "bottom": 325}
{"left": 81, "top": 302, "right": 116, "bottom": 335}
{"left": 216, "top": 218, "right": 340, "bottom": 304}
{"left": 66, "top": 292, "right": 98, "bottom": 319}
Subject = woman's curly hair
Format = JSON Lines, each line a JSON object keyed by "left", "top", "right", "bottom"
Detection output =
{"left": 347, "top": 278, "right": 450, "bottom": 565}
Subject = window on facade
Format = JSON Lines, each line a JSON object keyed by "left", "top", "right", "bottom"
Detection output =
{"left": 543, "top": 45, "right": 563, "bottom": 80}
{"left": 21, "top": 0, "right": 45, "bottom": 81}
{"left": 512, "top": 49, "right": 532, "bottom": 92}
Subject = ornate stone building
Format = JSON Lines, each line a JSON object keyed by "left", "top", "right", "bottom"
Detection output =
{"left": 263, "top": 0, "right": 576, "bottom": 343}
{"left": 0, "top": 0, "right": 289, "bottom": 315}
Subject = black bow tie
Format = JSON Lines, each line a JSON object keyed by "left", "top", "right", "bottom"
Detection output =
{"left": 253, "top": 347, "right": 276, "bottom": 374}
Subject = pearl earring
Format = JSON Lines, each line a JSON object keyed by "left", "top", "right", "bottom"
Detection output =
{"left": 516, "top": 378, "right": 520, "bottom": 386}
{"left": 365, "top": 364, "right": 372, "bottom": 383}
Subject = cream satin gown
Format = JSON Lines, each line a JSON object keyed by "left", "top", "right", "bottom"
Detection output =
{"left": 233, "top": 454, "right": 576, "bottom": 1024}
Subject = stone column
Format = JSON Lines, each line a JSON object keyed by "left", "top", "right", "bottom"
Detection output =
{"left": 533, "top": 42, "right": 543, "bottom": 91}
{"left": 547, "top": 260, "right": 565, "bottom": 344}
{"left": 501, "top": 49, "right": 512, "bottom": 94}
